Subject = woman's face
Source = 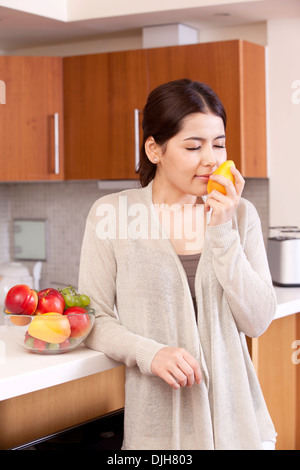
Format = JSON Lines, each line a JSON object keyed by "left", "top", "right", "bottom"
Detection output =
{"left": 152, "top": 112, "right": 227, "bottom": 198}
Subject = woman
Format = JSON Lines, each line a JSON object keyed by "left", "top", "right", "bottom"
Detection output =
{"left": 78, "top": 79, "right": 277, "bottom": 450}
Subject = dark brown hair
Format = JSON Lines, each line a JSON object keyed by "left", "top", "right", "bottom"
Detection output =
{"left": 138, "top": 79, "right": 227, "bottom": 187}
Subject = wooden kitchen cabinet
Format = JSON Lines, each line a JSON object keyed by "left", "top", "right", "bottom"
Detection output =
{"left": 146, "top": 40, "right": 267, "bottom": 178}
{"left": 0, "top": 56, "right": 64, "bottom": 181}
{"left": 63, "top": 40, "right": 267, "bottom": 180}
{"left": 248, "top": 313, "right": 300, "bottom": 450}
{"left": 0, "top": 366, "right": 125, "bottom": 449}
{"left": 63, "top": 49, "right": 149, "bottom": 180}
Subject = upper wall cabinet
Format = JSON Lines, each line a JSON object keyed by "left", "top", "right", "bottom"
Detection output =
{"left": 63, "top": 49, "right": 149, "bottom": 180}
{"left": 63, "top": 40, "right": 267, "bottom": 180}
{"left": 0, "top": 56, "right": 64, "bottom": 181}
{"left": 146, "top": 40, "right": 267, "bottom": 178}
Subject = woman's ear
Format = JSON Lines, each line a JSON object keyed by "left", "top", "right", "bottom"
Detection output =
{"left": 145, "top": 137, "right": 160, "bottom": 164}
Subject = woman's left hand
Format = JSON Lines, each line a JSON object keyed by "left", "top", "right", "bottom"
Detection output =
{"left": 205, "top": 167, "right": 245, "bottom": 226}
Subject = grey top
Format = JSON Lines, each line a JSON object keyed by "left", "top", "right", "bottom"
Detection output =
{"left": 178, "top": 252, "right": 201, "bottom": 317}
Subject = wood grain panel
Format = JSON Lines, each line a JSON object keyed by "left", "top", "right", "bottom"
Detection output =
{"left": 240, "top": 41, "right": 267, "bottom": 177}
{"left": 63, "top": 40, "right": 267, "bottom": 180}
{"left": 63, "top": 50, "right": 148, "bottom": 180}
{"left": 0, "top": 56, "right": 64, "bottom": 181}
{"left": 251, "top": 315, "right": 298, "bottom": 450}
{"left": 296, "top": 314, "right": 300, "bottom": 449}
{"left": 146, "top": 40, "right": 267, "bottom": 177}
{"left": 0, "top": 366, "right": 125, "bottom": 450}
{"left": 146, "top": 41, "right": 243, "bottom": 173}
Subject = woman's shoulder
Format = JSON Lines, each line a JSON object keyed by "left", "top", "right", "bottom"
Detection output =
{"left": 87, "top": 184, "right": 151, "bottom": 221}
{"left": 235, "top": 197, "right": 261, "bottom": 228}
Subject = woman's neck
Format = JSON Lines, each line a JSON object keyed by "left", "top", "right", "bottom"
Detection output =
{"left": 152, "top": 176, "right": 203, "bottom": 208}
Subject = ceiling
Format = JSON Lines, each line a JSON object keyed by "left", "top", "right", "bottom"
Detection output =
{"left": 0, "top": 0, "right": 299, "bottom": 51}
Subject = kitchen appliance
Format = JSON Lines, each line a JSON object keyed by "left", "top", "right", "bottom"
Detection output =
{"left": 13, "top": 409, "right": 124, "bottom": 450}
{"left": 267, "top": 227, "right": 300, "bottom": 286}
{"left": 0, "top": 261, "right": 42, "bottom": 306}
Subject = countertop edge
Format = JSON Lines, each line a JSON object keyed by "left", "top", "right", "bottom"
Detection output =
{"left": 0, "top": 341, "right": 122, "bottom": 402}
{"left": 1, "top": 286, "right": 299, "bottom": 401}
{"left": 273, "top": 286, "right": 300, "bottom": 321}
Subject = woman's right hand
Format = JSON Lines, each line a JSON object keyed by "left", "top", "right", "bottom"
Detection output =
{"left": 151, "top": 347, "right": 202, "bottom": 390}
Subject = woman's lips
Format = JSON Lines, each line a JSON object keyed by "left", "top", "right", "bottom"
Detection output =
{"left": 194, "top": 174, "right": 212, "bottom": 182}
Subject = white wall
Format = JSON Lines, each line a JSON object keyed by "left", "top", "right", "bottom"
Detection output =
{"left": 0, "top": 0, "right": 67, "bottom": 20}
{"left": 199, "top": 21, "right": 267, "bottom": 45}
{"left": 12, "top": 30, "right": 143, "bottom": 56}
{"left": 267, "top": 19, "right": 300, "bottom": 228}
{"left": 0, "top": 0, "right": 260, "bottom": 22}
{"left": 13, "top": 21, "right": 266, "bottom": 56}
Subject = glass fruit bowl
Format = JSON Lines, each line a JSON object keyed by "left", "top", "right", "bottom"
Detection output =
{"left": 4, "top": 308, "right": 95, "bottom": 354}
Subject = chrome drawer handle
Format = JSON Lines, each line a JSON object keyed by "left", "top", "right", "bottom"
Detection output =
{"left": 134, "top": 109, "right": 140, "bottom": 172}
{"left": 54, "top": 113, "right": 59, "bottom": 175}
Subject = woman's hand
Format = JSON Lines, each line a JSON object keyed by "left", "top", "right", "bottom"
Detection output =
{"left": 205, "top": 167, "right": 245, "bottom": 226}
{"left": 151, "top": 347, "right": 202, "bottom": 390}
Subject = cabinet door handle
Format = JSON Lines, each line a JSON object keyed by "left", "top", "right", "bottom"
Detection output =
{"left": 134, "top": 109, "right": 140, "bottom": 172}
{"left": 54, "top": 113, "right": 60, "bottom": 175}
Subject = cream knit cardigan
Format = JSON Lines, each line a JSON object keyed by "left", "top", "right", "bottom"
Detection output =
{"left": 78, "top": 181, "right": 277, "bottom": 450}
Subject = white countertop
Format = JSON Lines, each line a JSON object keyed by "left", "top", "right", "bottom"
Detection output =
{"left": 0, "top": 285, "right": 299, "bottom": 402}
{"left": 274, "top": 286, "right": 300, "bottom": 320}
{"left": 0, "top": 329, "right": 122, "bottom": 401}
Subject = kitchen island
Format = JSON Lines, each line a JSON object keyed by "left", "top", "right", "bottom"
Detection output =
{"left": 0, "top": 329, "right": 125, "bottom": 449}
{"left": 0, "top": 286, "right": 299, "bottom": 450}
{"left": 0, "top": 329, "right": 123, "bottom": 402}
{"left": 249, "top": 286, "right": 300, "bottom": 450}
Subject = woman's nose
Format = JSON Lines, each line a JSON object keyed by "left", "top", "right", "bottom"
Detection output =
{"left": 201, "top": 144, "right": 217, "bottom": 167}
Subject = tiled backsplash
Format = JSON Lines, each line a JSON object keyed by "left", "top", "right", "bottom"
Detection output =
{"left": 0, "top": 178, "right": 269, "bottom": 291}
{"left": 0, "top": 185, "right": 10, "bottom": 264}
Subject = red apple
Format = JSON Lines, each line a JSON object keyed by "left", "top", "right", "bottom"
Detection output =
{"left": 25, "top": 335, "right": 47, "bottom": 351}
{"left": 63, "top": 306, "right": 90, "bottom": 338}
{"left": 33, "top": 338, "right": 47, "bottom": 351}
{"left": 5, "top": 284, "right": 38, "bottom": 315}
{"left": 59, "top": 338, "right": 70, "bottom": 350}
{"left": 36, "top": 288, "right": 65, "bottom": 315}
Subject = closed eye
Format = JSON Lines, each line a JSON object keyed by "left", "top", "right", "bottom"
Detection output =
{"left": 186, "top": 146, "right": 201, "bottom": 151}
{"left": 186, "top": 145, "right": 225, "bottom": 150}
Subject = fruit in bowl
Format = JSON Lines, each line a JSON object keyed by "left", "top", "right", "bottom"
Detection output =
{"left": 5, "top": 309, "right": 95, "bottom": 354}
{"left": 4, "top": 284, "right": 95, "bottom": 354}
{"left": 63, "top": 307, "right": 91, "bottom": 338}
{"left": 28, "top": 312, "right": 71, "bottom": 343}
{"left": 36, "top": 288, "right": 65, "bottom": 315}
{"left": 5, "top": 284, "right": 38, "bottom": 315}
